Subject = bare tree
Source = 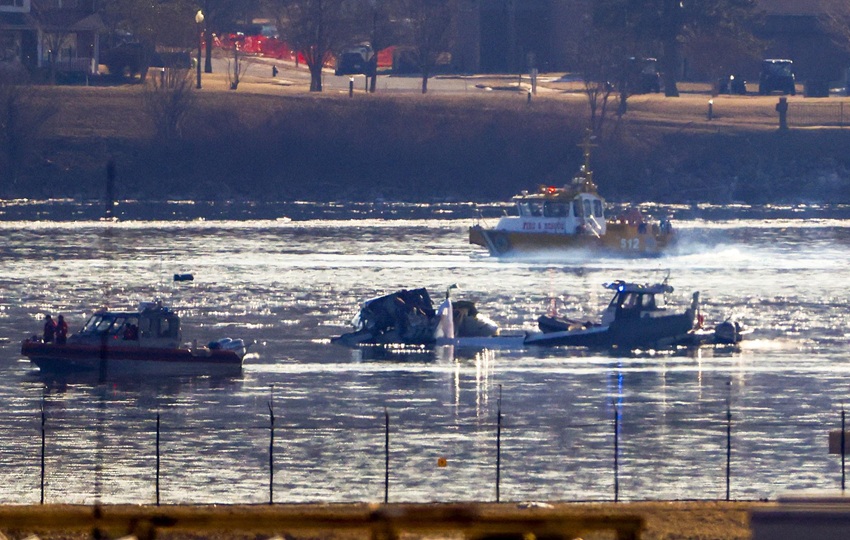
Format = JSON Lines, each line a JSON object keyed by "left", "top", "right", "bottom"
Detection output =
{"left": 364, "top": 0, "right": 404, "bottom": 92}
{"left": 572, "top": 26, "right": 624, "bottom": 133}
{"left": 401, "top": 0, "right": 454, "bottom": 94}
{"left": 0, "top": 71, "right": 59, "bottom": 194}
{"left": 227, "top": 44, "right": 246, "bottom": 89}
{"left": 142, "top": 68, "right": 196, "bottom": 140}
{"left": 267, "top": 0, "right": 359, "bottom": 92}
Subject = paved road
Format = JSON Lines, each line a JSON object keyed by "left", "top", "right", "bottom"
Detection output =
{"left": 209, "top": 54, "right": 526, "bottom": 94}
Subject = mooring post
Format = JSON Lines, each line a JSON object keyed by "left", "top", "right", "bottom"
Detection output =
{"left": 726, "top": 398, "right": 732, "bottom": 501}
{"left": 40, "top": 393, "right": 46, "bottom": 505}
{"left": 156, "top": 413, "right": 161, "bottom": 506}
{"left": 842, "top": 406, "right": 846, "bottom": 491}
{"left": 614, "top": 404, "right": 620, "bottom": 503}
{"left": 496, "top": 384, "right": 502, "bottom": 502}
{"left": 349, "top": 77, "right": 354, "bottom": 98}
{"left": 269, "top": 394, "right": 275, "bottom": 505}
{"left": 384, "top": 407, "right": 390, "bottom": 504}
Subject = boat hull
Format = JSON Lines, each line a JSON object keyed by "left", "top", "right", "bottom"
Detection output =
{"left": 21, "top": 341, "right": 243, "bottom": 376}
{"left": 469, "top": 223, "right": 675, "bottom": 257}
{"left": 526, "top": 311, "right": 696, "bottom": 349}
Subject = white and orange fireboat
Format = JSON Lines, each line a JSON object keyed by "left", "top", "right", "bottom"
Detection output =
{"left": 469, "top": 137, "right": 676, "bottom": 257}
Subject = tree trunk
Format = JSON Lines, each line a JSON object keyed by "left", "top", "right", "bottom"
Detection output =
{"left": 310, "top": 64, "right": 323, "bottom": 92}
{"left": 661, "top": 36, "right": 680, "bottom": 97}
{"left": 205, "top": 30, "right": 213, "bottom": 74}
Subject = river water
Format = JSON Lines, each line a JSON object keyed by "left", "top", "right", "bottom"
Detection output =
{"left": 1, "top": 200, "right": 849, "bottom": 505}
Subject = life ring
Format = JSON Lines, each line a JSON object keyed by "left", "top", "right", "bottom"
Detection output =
{"left": 492, "top": 234, "right": 511, "bottom": 254}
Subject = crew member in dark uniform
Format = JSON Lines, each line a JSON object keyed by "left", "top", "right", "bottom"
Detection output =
{"left": 43, "top": 314, "right": 56, "bottom": 343}
{"left": 56, "top": 315, "right": 68, "bottom": 344}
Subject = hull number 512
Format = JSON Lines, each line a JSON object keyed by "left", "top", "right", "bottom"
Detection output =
{"left": 621, "top": 238, "right": 640, "bottom": 250}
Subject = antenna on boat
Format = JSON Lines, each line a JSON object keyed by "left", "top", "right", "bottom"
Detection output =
{"left": 662, "top": 269, "right": 671, "bottom": 286}
{"left": 445, "top": 284, "right": 458, "bottom": 300}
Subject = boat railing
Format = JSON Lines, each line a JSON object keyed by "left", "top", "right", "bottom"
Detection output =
{"left": 585, "top": 215, "right": 604, "bottom": 238}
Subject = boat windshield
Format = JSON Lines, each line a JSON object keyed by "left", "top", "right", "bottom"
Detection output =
{"left": 610, "top": 292, "right": 664, "bottom": 311}
{"left": 543, "top": 201, "right": 568, "bottom": 217}
{"left": 518, "top": 201, "right": 544, "bottom": 217}
{"left": 81, "top": 314, "right": 131, "bottom": 335}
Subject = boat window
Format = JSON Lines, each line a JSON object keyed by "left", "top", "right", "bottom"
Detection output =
{"left": 138, "top": 318, "right": 148, "bottom": 338}
{"left": 528, "top": 201, "right": 543, "bottom": 216}
{"left": 594, "top": 199, "right": 603, "bottom": 217}
{"left": 573, "top": 200, "right": 583, "bottom": 217}
{"left": 159, "top": 316, "right": 179, "bottom": 338}
{"left": 82, "top": 315, "right": 102, "bottom": 333}
{"left": 517, "top": 202, "right": 530, "bottom": 217}
{"left": 583, "top": 199, "right": 592, "bottom": 218}
{"left": 641, "top": 295, "right": 657, "bottom": 309}
{"left": 110, "top": 317, "right": 127, "bottom": 334}
{"left": 95, "top": 316, "right": 116, "bottom": 333}
{"left": 543, "top": 201, "right": 568, "bottom": 217}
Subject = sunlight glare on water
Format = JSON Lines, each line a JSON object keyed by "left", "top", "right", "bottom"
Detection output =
{"left": 1, "top": 201, "right": 850, "bottom": 504}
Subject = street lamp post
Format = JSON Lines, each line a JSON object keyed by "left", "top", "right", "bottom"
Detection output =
{"left": 195, "top": 9, "right": 204, "bottom": 89}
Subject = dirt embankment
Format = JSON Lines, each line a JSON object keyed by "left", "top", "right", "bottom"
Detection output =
{"left": 0, "top": 501, "right": 761, "bottom": 540}
{"left": 8, "top": 72, "right": 850, "bottom": 204}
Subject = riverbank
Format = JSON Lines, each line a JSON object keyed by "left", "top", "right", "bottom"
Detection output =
{"left": 0, "top": 501, "right": 762, "bottom": 540}
{"left": 6, "top": 69, "right": 850, "bottom": 204}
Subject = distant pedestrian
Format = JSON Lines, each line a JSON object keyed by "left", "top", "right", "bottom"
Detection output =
{"left": 43, "top": 315, "right": 56, "bottom": 344}
{"left": 56, "top": 314, "right": 68, "bottom": 345}
{"left": 272, "top": 65, "right": 278, "bottom": 77}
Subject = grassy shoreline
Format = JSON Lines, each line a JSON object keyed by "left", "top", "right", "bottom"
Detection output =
{"left": 7, "top": 71, "right": 850, "bottom": 204}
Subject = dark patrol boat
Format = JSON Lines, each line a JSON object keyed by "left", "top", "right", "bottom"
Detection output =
{"left": 22, "top": 300, "right": 249, "bottom": 376}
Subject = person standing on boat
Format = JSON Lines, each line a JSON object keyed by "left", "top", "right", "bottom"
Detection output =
{"left": 55, "top": 315, "right": 68, "bottom": 345}
{"left": 43, "top": 315, "right": 56, "bottom": 343}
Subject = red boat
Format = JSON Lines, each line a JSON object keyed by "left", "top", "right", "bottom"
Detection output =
{"left": 22, "top": 301, "right": 248, "bottom": 376}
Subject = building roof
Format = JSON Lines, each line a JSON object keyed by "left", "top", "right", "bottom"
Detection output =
{"left": 0, "top": 11, "right": 36, "bottom": 30}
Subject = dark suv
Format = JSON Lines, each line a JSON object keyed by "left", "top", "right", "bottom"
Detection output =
{"left": 759, "top": 59, "right": 796, "bottom": 95}
{"left": 620, "top": 57, "right": 662, "bottom": 94}
{"left": 334, "top": 45, "right": 377, "bottom": 76}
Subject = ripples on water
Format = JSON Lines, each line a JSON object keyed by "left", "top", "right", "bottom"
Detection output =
{"left": 1, "top": 201, "right": 850, "bottom": 504}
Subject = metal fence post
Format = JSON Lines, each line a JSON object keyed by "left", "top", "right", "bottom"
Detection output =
{"left": 40, "top": 395, "right": 46, "bottom": 505}
{"left": 156, "top": 413, "right": 161, "bottom": 506}
{"left": 726, "top": 399, "right": 732, "bottom": 501}
{"left": 841, "top": 405, "right": 846, "bottom": 491}
{"left": 496, "top": 385, "right": 502, "bottom": 503}
{"left": 384, "top": 407, "right": 389, "bottom": 504}
{"left": 614, "top": 404, "right": 620, "bottom": 503}
{"left": 269, "top": 399, "right": 275, "bottom": 505}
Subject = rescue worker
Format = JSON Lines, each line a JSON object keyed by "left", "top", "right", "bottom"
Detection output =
{"left": 56, "top": 314, "right": 68, "bottom": 345}
{"left": 43, "top": 314, "right": 56, "bottom": 343}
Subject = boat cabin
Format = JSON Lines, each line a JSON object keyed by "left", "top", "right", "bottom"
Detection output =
{"left": 600, "top": 281, "right": 673, "bottom": 325}
{"left": 495, "top": 142, "right": 609, "bottom": 237}
{"left": 70, "top": 301, "right": 182, "bottom": 348}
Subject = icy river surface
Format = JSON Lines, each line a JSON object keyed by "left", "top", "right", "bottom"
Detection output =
{"left": 1, "top": 200, "right": 850, "bottom": 504}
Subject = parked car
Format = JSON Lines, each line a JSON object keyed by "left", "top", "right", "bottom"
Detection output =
{"left": 620, "top": 57, "right": 661, "bottom": 94}
{"left": 334, "top": 45, "right": 377, "bottom": 76}
{"left": 759, "top": 59, "right": 796, "bottom": 95}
